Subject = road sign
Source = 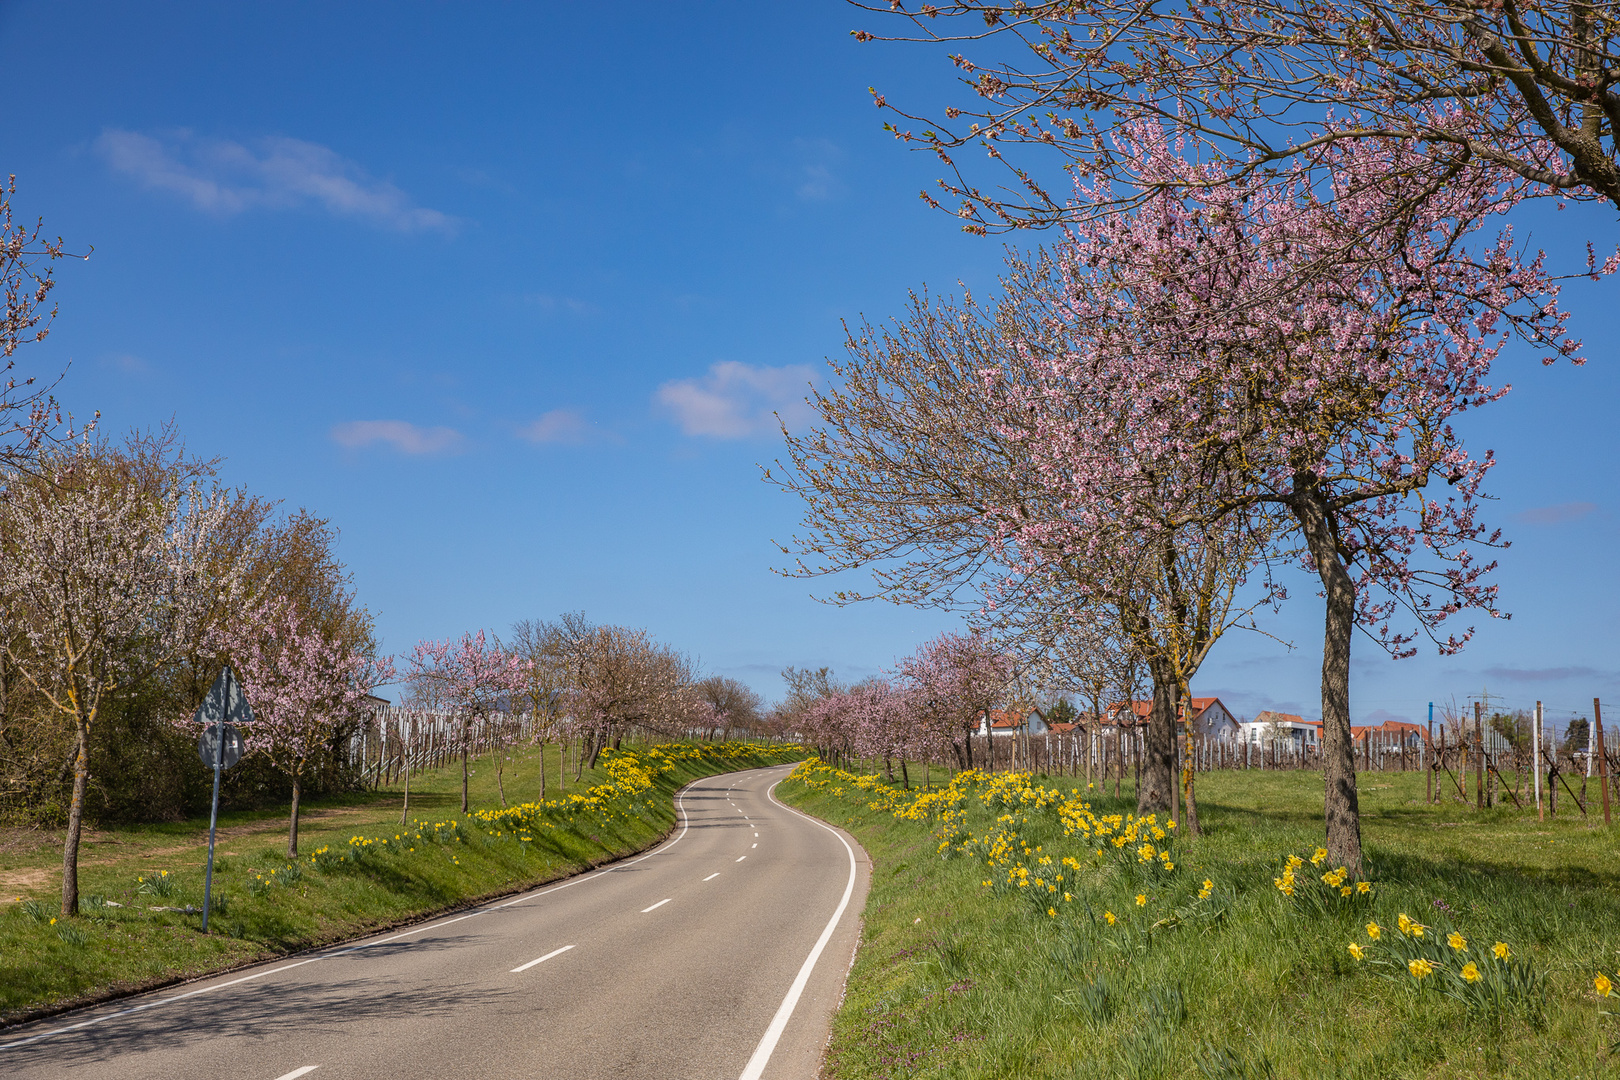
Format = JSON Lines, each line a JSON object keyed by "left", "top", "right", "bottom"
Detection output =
{"left": 194, "top": 666, "right": 255, "bottom": 729}
{"left": 195, "top": 665, "right": 254, "bottom": 933}
{"left": 196, "top": 722, "right": 245, "bottom": 770}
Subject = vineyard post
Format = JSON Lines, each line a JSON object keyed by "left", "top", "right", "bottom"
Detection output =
{"left": 1594, "top": 699, "right": 1612, "bottom": 827}
{"left": 1474, "top": 702, "right": 1485, "bottom": 810}
{"left": 1534, "top": 701, "right": 1543, "bottom": 820}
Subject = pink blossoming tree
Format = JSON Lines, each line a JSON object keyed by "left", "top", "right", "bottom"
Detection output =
{"left": 226, "top": 598, "right": 393, "bottom": 856}
{"left": 407, "top": 630, "right": 528, "bottom": 813}
{"left": 990, "top": 132, "right": 1603, "bottom": 869}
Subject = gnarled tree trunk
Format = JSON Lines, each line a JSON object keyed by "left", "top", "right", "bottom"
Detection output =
{"left": 1290, "top": 475, "right": 1363, "bottom": 875}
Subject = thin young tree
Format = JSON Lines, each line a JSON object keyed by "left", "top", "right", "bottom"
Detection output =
{"left": 226, "top": 598, "right": 391, "bottom": 856}
{"left": 0, "top": 443, "right": 246, "bottom": 914}
{"left": 408, "top": 631, "right": 528, "bottom": 814}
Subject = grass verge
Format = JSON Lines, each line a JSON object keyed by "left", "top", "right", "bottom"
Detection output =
{"left": 778, "top": 760, "right": 1620, "bottom": 1080}
{"left": 0, "top": 739, "right": 802, "bottom": 1025}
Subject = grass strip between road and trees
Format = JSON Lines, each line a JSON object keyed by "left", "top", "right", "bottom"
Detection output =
{"left": 0, "top": 739, "right": 803, "bottom": 1026}
{"left": 778, "top": 758, "right": 1620, "bottom": 1080}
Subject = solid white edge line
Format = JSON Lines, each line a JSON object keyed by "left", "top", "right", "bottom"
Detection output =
{"left": 641, "top": 898, "right": 673, "bottom": 913}
{"left": 0, "top": 766, "right": 777, "bottom": 1053}
{"left": 272, "top": 1067, "right": 320, "bottom": 1080}
{"left": 737, "top": 776, "right": 858, "bottom": 1080}
{"left": 511, "top": 944, "right": 574, "bottom": 973}
{"left": 703, "top": 873, "right": 721, "bottom": 881}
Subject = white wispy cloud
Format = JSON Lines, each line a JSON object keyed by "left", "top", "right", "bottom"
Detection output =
{"left": 655, "top": 361, "right": 815, "bottom": 439}
{"left": 96, "top": 129, "right": 454, "bottom": 233}
{"left": 517, "top": 408, "right": 616, "bottom": 446}
{"left": 331, "top": 420, "right": 464, "bottom": 455}
{"left": 1514, "top": 501, "right": 1596, "bottom": 525}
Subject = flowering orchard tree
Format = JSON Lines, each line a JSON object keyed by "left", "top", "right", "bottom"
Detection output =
{"left": 848, "top": 680, "right": 918, "bottom": 784}
{"left": 0, "top": 178, "right": 80, "bottom": 468}
{"left": 992, "top": 133, "right": 1603, "bottom": 870}
{"left": 226, "top": 598, "right": 393, "bottom": 856}
{"left": 896, "top": 631, "right": 1012, "bottom": 771}
{"left": 856, "top": 0, "right": 1620, "bottom": 229}
{"left": 563, "top": 622, "right": 697, "bottom": 770}
{"left": 407, "top": 630, "right": 528, "bottom": 813}
{"left": 0, "top": 446, "right": 247, "bottom": 914}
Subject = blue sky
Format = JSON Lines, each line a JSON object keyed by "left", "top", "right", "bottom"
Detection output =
{"left": 2, "top": 2, "right": 1615, "bottom": 732}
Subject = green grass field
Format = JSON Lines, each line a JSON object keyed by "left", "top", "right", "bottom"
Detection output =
{"left": 778, "top": 761, "right": 1620, "bottom": 1080}
{"left": 0, "top": 739, "right": 801, "bottom": 1025}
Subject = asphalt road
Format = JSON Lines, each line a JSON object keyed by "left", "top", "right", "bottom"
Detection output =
{"left": 0, "top": 763, "right": 871, "bottom": 1080}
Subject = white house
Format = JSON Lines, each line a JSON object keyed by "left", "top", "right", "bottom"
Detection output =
{"left": 1239, "top": 710, "right": 1319, "bottom": 750}
{"left": 975, "top": 707, "right": 1051, "bottom": 737}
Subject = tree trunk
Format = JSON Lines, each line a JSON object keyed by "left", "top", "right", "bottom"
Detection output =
{"left": 900, "top": 758, "right": 910, "bottom": 789}
{"left": 1136, "top": 667, "right": 1177, "bottom": 815}
{"left": 60, "top": 717, "right": 91, "bottom": 917}
{"left": 461, "top": 716, "right": 470, "bottom": 814}
{"left": 539, "top": 739, "right": 547, "bottom": 801}
{"left": 1290, "top": 476, "right": 1364, "bottom": 875}
{"left": 491, "top": 723, "right": 506, "bottom": 808}
{"left": 400, "top": 752, "right": 410, "bottom": 827}
{"left": 288, "top": 774, "right": 302, "bottom": 858}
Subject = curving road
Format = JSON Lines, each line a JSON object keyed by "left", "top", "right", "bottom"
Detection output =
{"left": 0, "top": 764, "right": 870, "bottom": 1080}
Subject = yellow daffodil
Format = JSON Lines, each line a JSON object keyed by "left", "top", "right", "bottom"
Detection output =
{"left": 1461, "top": 962, "right": 1481, "bottom": 983}
{"left": 1491, "top": 942, "right": 1510, "bottom": 960}
{"left": 1047, "top": 907, "right": 1057, "bottom": 918}
{"left": 1596, "top": 973, "right": 1613, "bottom": 998}
{"left": 1408, "top": 958, "right": 1434, "bottom": 980}
{"left": 1348, "top": 943, "right": 1365, "bottom": 960}
{"left": 1448, "top": 932, "right": 1467, "bottom": 952}
{"left": 1357, "top": 881, "right": 1372, "bottom": 895}
{"left": 1105, "top": 911, "right": 1116, "bottom": 925}
{"left": 1136, "top": 893, "right": 1148, "bottom": 907}
{"left": 1397, "top": 913, "right": 1414, "bottom": 936}
{"left": 1310, "top": 847, "right": 1329, "bottom": 866}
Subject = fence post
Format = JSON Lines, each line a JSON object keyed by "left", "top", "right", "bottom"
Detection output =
{"left": 1474, "top": 702, "right": 1485, "bottom": 810}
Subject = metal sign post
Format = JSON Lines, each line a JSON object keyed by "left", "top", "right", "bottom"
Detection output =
{"left": 195, "top": 665, "right": 252, "bottom": 932}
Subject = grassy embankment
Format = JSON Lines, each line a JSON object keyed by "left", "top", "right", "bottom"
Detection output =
{"left": 779, "top": 760, "right": 1620, "bottom": 1080}
{"left": 0, "top": 739, "right": 802, "bottom": 1025}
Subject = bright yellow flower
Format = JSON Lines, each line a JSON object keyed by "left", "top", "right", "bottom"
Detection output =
{"left": 1596, "top": 973, "right": 1613, "bottom": 998}
{"left": 1202, "top": 879, "right": 1213, "bottom": 892}
{"left": 1347, "top": 943, "right": 1365, "bottom": 961}
{"left": 1104, "top": 910, "right": 1116, "bottom": 925}
{"left": 1461, "top": 962, "right": 1481, "bottom": 983}
{"left": 1047, "top": 907, "right": 1057, "bottom": 918}
{"left": 1357, "top": 881, "right": 1372, "bottom": 895}
{"left": 1491, "top": 942, "right": 1510, "bottom": 961}
{"left": 1408, "top": 958, "right": 1434, "bottom": 980}
{"left": 1136, "top": 893, "right": 1148, "bottom": 907}
{"left": 1448, "top": 932, "right": 1467, "bottom": 952}
{"left": 1339, "top": 886, "right": 1353, "bottom": 897}
{"left": 1397, "top": 913, "right": 1413, "bottom": 936}
{"left": 1310, "top": 847, "right": 1329, "bottom": 866}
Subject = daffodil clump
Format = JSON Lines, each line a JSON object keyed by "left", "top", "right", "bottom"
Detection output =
{"left": 245, "top": 860, "right": 303, "bottom": 896}
{"left": 1349, "top": 913, "right": 1544, "bottom": 1014}
{"left": 789, "top": 758, "right": 1183, "bottom": 924}
{"left": 135, "top": 869, "right": 178, "bottom": 898}
{"left": 1271, "top": 848, "right": 1374, "bottom": 917}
